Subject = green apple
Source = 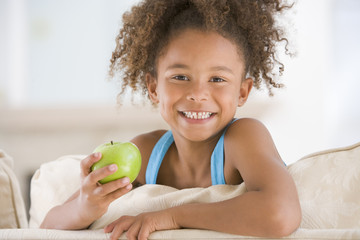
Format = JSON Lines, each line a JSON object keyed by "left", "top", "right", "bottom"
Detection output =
{"left": 91, "top": 141, "right": 141, "bottom": 184}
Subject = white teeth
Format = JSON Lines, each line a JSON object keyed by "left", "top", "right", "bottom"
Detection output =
{"left": 182, "top": 111, "right": 213, "bottom": 120}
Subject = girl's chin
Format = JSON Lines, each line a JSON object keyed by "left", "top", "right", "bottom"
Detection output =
{"left": 178, "top": 131, "right": 215, "bottom": 142}
{"left": 173, "top": 123, "right": 221, "bottom": 142}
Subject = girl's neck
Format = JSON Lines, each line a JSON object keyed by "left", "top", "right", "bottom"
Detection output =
{"left": 157, "top": 127, "right": 226, "bottom": 189}
{"left": 171, "top": 130, "right": 223, "bottom": 176}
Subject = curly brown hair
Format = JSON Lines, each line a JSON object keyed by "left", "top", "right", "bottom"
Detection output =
{"left": 109, "top": 0, "right": 293, "bottom": 104}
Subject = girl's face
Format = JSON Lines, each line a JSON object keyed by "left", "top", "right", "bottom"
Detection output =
{"left": 147, "top": 29, "right": 252, "bottom": 142}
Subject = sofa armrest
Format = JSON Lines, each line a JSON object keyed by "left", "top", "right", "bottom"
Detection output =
{"left": 0, "top": 150, "right": 28, "bottom": 228}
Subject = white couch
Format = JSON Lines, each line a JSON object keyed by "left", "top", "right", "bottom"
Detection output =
{"left": 1, "top": 142, "right": 360, "bottom": 239}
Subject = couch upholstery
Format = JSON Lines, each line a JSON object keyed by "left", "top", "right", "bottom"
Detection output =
{"left": 0, "top": 150, "right": 28, "bottom": 229}
{"left": 1, "top": 142, "right": 360, "bottom": 239}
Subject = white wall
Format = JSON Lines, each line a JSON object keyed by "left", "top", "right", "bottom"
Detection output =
{"left": 0, "top": 0, "right": 360, "bottom": 215}
{"left": 255, "top": 0, "right": 334, "bottom": 162}
{"left": 327, "top": 0, "right": 360, "bottom": 147}
{"left": 1, "top": 0, "right": 140, "bottom": 108}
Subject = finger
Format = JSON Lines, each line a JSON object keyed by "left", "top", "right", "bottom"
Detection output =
{"left": 93, "top": 178, "right": 132, "bottom": 199}
{"left": 80, "top": 153, "right": 102, "bottom": 178}
{"left": 106, "top": 183, "right": 132, "bottom": 201}
{"left": 138, "top": 224, "right": 151, "bottom": 240}
{"left": 104, "top": 215, "right": 132, "bottom": 232}
{"left": 100, "top": 177, "right": 130, "bottom": 194}
{"left": 126, "top": 221, "right": 142, "bottom": 240}
{"left": 86, "top": 164, "right": 118, "bottom": 185}
{"left": 110, "top": 224, "right": 126, "bottom": 240}
{"left": 104, "top": 221, "right": 115, "bottom": 233}
{"left": 106, "top": 217, "right": 133, "bottom": 240}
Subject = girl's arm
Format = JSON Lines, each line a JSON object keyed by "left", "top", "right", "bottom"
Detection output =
{"left": 172, "top": 118, "right": 301, "bottom": 236}
{"left": 40, "top": 153, "right": 133, "bottom": 230}
{"left": 171, "top": 157, "right": 300, "bottom": 237}
{"left": 105, "top": 119, "right": 301, "bottom": 239}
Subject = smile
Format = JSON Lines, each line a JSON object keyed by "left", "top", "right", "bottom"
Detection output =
{"left": 181, "top": 111, "right": 214, "bottom": 120}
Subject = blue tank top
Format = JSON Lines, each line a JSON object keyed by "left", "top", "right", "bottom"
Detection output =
{"left": 145, "top": 119, "right": 238, "bottom": 185}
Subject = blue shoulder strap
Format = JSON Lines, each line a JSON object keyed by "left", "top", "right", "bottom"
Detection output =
{"left": 211, "top": 118, "right": 239, "bottom": 185}
{"left": 210, "top": 133, "right": 226, "bottom": 185}
{"left": 145, "top": 130, "right": 173, "bottom": 184}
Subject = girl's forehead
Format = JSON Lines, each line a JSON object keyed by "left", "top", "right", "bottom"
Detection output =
{"left": 167, "top": 29, "right": 239, "bottom": 49}
{"left": 157, "top": 29, "right": 245, "bottom": 72}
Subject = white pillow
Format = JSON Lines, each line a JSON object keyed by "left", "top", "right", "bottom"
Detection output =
{"left": 29, "top": 142, "right": 360, "bottom": 229}
{"left": 28, "top": 155, "right": 84, "bottom": 228}
{"left": 0, "top": 150, "right": 28, "bottom": 228}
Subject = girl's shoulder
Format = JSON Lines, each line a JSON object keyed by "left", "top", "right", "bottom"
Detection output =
{"left": 131, "top": 129, "right": 168, "bottom": 147}
{"left": 130, "top": 129, "right": 168, "bottom": 185}
{"left": 224, "top": 117, "right": 284, "bottom": 189}
{"left": 226, "top": 117, "right": 269, "bottom": 141}
{"left": 225, "top": 118, "right": 276, "bottom": 156}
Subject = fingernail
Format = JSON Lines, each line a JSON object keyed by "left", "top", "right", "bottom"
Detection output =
{"left": 109, "top": 164, "right": 117, "bottom": 171}
{"left": 126, "top": 184, "right": 132, "bottom": 190}
{"left": 94, "top": 152, "right": 101, "bottom": 158}
{"left": 123, "top": 177, "right": 130, "bottom": 184}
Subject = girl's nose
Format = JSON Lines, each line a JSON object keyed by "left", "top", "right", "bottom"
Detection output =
{"left": 186, "top": 82, "right": 209, "bottom": 102}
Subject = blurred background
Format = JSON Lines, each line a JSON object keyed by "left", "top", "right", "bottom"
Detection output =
{"left": 0, "top": 0, "right": 359, "bottom": 217}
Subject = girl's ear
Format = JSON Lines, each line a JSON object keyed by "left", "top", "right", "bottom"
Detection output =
{"left": 238, "top": 78, "right": 253, "bottom": 107}
{"left": 146, "top": 73, "right": 159, "bottom": 104}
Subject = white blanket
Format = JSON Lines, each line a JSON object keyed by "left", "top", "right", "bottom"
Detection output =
{"left": 90, "top": 184, "right": 247, "bottom": 229}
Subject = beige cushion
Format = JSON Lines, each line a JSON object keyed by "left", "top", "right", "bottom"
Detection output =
{"left": 0, "top": 150, "right": 28, "bottom": 228}
{"left": 288, "top": 141, "right": 360, "bottom": 229}
{"left": 29, "top": 142, "right": 360, "bottom": 232}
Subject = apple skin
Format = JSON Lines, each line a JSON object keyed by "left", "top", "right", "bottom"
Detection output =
{"left": 91, "top": 141, "right": 141, "bottom": 184}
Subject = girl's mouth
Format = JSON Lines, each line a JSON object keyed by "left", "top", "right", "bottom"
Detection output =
{"left": 180, "top": 111, "right": 215, "bottom": 120}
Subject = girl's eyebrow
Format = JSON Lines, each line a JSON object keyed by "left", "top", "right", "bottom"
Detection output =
{"left": 210, "top": 66, "right": 235, "bottom": 75}
{"left": 166, "top": 63, "right": 189, "bottom": 70}
{"left": 166, "top": 64, "right": 234, "bottom": 75}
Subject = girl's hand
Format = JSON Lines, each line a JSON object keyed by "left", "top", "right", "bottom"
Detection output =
{"left": 77, "top": 152, "right": 133, "bottom": 224}
{"left": 104, "top": 210, "right": 180, "bottom": 240}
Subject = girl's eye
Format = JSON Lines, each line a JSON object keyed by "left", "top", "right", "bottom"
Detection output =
{"left": 210, "top": 77, "right": 225, "bottom": 82}
{"left": 173, "top": 75, "right": 189, "bottom": 81}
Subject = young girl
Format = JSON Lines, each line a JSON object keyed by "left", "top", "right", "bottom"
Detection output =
{"left": 40, "top": 0, "right": 301, "bottom": 239}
